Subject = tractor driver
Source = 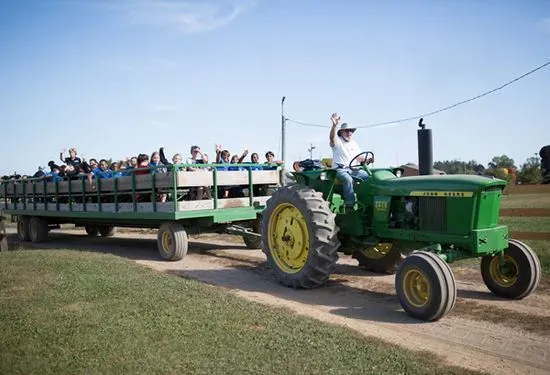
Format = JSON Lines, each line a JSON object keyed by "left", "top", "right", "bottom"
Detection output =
{"left": 329, "top": 112, "right": 373, "bottom": 211}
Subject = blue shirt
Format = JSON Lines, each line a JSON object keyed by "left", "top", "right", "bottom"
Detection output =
{"left": 93, "top": 168, "right": 114, "bottom": 179}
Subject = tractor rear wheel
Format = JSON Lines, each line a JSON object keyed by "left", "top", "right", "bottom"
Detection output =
{"left": 261, "top": 185, "right": 340, "bottom": 289}
{"left": 17, "top": 215, "right": 30, "bottom": 241}
{"left": 352, "top": 242, "right": 404, "bottom": 274}
{"left": 395, "top": 251, "right": 456, "bottom": 321}
{"left": 480, "top": 239, "right": 541, "bottom": 299}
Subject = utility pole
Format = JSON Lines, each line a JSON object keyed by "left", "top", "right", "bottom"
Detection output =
{"left": 281, "top": 96, "right": 286, "bottom": 186}
{"left": 308, "top": 143, "right": 316, "bottom": 160}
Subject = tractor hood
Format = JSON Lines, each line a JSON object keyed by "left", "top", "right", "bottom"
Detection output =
{"left": 372, "top": 173, "right": 507, "bottom": 196}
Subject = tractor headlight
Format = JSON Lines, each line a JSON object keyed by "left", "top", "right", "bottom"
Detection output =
{"left": 320, "top": 172, "right": 327, "bottom": 181}
{"left": 394, "top": 168, "right": 403, "bottom": 177}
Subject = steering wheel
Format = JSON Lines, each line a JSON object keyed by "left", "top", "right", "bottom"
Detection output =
{"left": 349, "top": 151, "right": 375, "bottom": 171}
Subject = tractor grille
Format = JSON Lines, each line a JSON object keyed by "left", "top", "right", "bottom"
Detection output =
{"left": 419, "top": 197, "right": 447, "bottom": 232}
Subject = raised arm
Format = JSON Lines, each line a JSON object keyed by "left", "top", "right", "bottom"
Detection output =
{"left": 159, "top": 147, "right": 170, "bottom": 165}
{"left": 59, "top": 149, "right": 66, "bottom": 163}
{"left": 329, "top": 113, "right": 340, "bottom": 147}
{"left": 215, "top": 144, "right": 222, "bottom": 163}
{"left": 238, "top": 148, "right": 249, "bottom": 163}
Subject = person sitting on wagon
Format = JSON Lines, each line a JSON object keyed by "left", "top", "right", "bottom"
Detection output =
{"left": 150, "top": 151, "right": 167, "bottom": 174}
{"left": 329, "top": 112, "right": 374, "bottom": 211}
{"left": 264, "top": 151, "right": 283, "bottom": 170}
{"left": 186, "top": 145, "right": 211, "bottom": 200}
{"left": 59, "top": 147, "right": 82, "bottom": 168}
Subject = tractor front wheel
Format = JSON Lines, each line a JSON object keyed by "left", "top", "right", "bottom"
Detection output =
{"left": 353, "top": 242, "right": 404, "bottom": 274}
{"left": 261, "top": 185, "right": 340, "bottom": 289}
{"left": 480, "top": 239, "right": 541, "bottom": 299}
{"left": 395, "top": 251, "right": 456, "bottom": 321}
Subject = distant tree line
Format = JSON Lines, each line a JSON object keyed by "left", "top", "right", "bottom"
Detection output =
{"left": 433, "top": 154, "right": 543, "bottom": 184}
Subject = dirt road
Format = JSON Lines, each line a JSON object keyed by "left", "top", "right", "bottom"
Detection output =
{"left": 5, "top": 228, "right": 550, "bottom": 374}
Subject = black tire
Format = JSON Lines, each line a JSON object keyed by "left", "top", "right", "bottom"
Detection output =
{"left": 395, "top": 251, "right": 456, "bottom": 321}
{"left": 261, "top": 184, "right": 340, "bottom": 289}
{"left": 243, "top": 218, "right": 262, "bottom": 249}
{"left": 85, "top": 225, "right": 99, "bottom": 237}
{"left": 17, "top": 215, "right": 30, "bottom": 242}
{"left": 99, "top": 225, "right": 117, "bottom": 237}
{"left": 0, "top": 235, "right": 7, "bottom": 252}
{"left": 243, "top": 235, "right": 262, "bottom": 249}
{"left": 29, "top": 216, "right": 49, "bottom": 243}
{"left": 352, "top": 242, "right": 404, "bottom": 274}
{"left": 480, "top": 239, "right": 541, "bottom": 299}
{"left": 157, "top": 222, "right": 188, "bottom": 261}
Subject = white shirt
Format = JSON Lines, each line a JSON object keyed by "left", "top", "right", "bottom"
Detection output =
{"left": 331, "top": 136, "right": 361, "bottom": 167}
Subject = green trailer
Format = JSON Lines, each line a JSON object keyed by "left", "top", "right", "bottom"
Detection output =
{"left": 1, "top": 164, "right": 282, "bottom": 260}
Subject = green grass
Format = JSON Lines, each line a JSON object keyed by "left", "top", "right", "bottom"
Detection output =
{"left": 499, "top": 217, "right": 550, "bottom": 274}
{"left": 501, "top": 193, "right": 550, "bottom": 208}
{"left": 0, "top": 250, "right": 484, "bottom": 375}
{"left": 499, "top": 216, "right": 550, "bottom": 232}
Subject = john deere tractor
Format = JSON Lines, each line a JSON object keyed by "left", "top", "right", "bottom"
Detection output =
{"left": 260, "top": 151, "right": 541, "bottom": 321}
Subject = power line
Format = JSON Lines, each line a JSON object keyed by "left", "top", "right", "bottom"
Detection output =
{"left": 286, "top": 59, "right": 550, "bottom": 129}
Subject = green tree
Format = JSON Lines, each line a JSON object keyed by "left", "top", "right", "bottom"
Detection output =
{"left": 433, "top": 160, "right": 485, "bottom": 175}
{"left": 517, "top": 156, "right": 542, "bottom": 184}
{"left": 487, "top": 155, "right": 515, "bottom": 169}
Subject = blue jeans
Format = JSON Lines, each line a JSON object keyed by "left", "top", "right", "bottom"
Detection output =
{"left": 335, "top": 168, "right": 369, "bottom": 206}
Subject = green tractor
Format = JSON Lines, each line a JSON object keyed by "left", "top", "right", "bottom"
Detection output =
{"left": 260, "top": 151, "right": 541, "bottom": 321}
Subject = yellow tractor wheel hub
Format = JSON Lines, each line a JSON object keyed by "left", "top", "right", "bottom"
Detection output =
{"left": 268, "top": 202, "right": 310, "bottom": 274}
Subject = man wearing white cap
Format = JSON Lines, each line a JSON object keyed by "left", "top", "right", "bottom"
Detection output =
{"left": 329, "top": 112, "right": 373, "bottom": 210}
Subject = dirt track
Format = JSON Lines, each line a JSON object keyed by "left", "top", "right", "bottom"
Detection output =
{"left": 5, "top": 228, "right": 550, "bottom": 375}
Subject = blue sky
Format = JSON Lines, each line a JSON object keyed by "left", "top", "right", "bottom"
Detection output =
{"left": 1, "top": 0, "right": 549, "bottom": 176}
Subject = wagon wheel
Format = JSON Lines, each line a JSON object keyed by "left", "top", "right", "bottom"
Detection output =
{"left": 17, "top": 215, "right": 31, "bottom": 241}
{"left": 99, "top": 225, "right": 117, "bottom": 237}
{"left": 395, "top": 251, "right": 456, "bottom": 321}
{"left": 480, "top": 239, "right": 541, "bottom": 299}
{"left": 85, "top": 225, "right": 99, "bottom": 237}
{"left": 157, "top": 222, "right": 188, "bottom": 261}
{"left": 29, "top": 216, "right": 49, "bottom": 243}
{"left": 261, "top": 184, "right": 340, "bottom": 288}
{"left": 243, "top": 218, "right": 262, "bottom": 249}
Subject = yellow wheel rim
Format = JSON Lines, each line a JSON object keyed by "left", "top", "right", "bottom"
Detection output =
{"left": 267, "top": 202, "right": 310, "bottom": 274}
{"left": 160, "top": 231, "right": 173, "bottom": 256}
{"left": 402, "top": 268, "right": 430, "bottom": 308}
{"left": 489, "top": 255, "right": 518, "bottom": 288}
{"left": 358, "top": 243, "right": 393, "bottom": 260}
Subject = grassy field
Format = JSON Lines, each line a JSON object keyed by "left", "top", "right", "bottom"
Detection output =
{"left": 500, "top": 193, "right": 550, "bottom": 208}
{"left": 500, "top": 194, "right": 550, "bottom": 274}
{"left": 0, "top": 250, "right": 483, "bottom": 375}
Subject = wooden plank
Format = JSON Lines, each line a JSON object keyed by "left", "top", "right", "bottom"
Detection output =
{"left": 500, "top": 208, "right": 550, "bottom": 217}
{"left": 510, "top": 231, "right": 550, "bottom": 241}
{"left": 176, "top": 171, "right": 213, "bottom": 187}
{"left": 177, "top": 196, "right": 270, "bottom": 211}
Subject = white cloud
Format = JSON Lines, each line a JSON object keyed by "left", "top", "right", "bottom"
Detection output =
{"left": 101, "top": 0, "right": 256, "bottom": 33}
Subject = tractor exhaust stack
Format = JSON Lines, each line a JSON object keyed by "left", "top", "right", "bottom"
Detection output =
{"left": 417, "top": 118, "right": 433, "bottom": 175}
